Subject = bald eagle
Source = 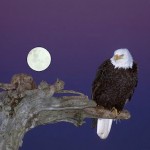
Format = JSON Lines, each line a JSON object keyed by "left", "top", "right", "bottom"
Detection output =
{"left": 92, "top": 49, "right": 138, "bottom": 139}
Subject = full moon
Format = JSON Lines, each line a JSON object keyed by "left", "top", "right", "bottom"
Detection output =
{"left": 27, "top": 47, "right": 51, "bottom": 71}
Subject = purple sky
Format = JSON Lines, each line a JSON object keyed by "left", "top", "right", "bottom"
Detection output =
{"left": 0, "top": 0, "right": 150, "bottom": 150}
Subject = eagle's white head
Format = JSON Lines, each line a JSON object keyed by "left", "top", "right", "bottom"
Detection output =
{"left": 110, "top": 48, "right": 133, "bottom": 69}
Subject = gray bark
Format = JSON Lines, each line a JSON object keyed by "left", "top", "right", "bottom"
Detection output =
{"left": 0, "top": 74, "right": 130, "bottom": 150}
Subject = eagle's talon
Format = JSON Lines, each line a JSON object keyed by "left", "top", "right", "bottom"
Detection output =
{"left": 111, "top": 107, "right": 119, "bottom": 117}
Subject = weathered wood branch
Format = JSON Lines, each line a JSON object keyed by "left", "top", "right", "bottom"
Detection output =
{"left": 0, "top": 74, "right": 130, "bottom": 150}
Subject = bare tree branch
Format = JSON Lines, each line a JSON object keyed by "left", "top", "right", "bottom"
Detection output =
{"left": 0, "top": 74, "right": 130, "bottom": 150}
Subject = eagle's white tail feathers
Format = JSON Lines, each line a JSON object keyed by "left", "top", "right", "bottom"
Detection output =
{"left": 97, "top": 119, "right": 113, "bottom": 139}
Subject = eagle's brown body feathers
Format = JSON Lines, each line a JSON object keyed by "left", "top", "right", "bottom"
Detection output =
{"left": 92, "top": 59, "right": 138, "bottom": 111}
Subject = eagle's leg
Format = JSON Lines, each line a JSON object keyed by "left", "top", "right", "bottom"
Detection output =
{"left": 111, "top": 107, "right": 119, "bottom": 117}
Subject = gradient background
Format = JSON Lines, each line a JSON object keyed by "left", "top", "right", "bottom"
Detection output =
{"left": 0, "top": 0, "right": 150, "bottom": 150}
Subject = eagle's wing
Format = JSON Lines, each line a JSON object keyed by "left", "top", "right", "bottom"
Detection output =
{"left": 128, "top": 62, "right": 138, "bottom": 101}
{"left": 92, "top": 59, "right": 111, "bottom": 102}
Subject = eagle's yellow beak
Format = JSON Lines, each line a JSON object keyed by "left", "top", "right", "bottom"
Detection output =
{"left": 114, "top": 54, "right": 123, "bottom": 60}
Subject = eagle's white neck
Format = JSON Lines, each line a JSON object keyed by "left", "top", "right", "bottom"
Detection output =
{"left": 110, "top": 49, "right": 133, "bottom": 69}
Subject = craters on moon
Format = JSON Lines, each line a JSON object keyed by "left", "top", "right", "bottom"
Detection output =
{"left": 27, "top": 47, "right": 51, "bottom": 71}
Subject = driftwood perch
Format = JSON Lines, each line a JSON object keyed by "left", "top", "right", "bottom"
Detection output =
{"left": 0, "top": 73, "right": 130, "bottom": 150}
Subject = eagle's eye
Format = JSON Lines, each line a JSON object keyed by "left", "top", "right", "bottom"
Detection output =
{"left": 120, "top": 54, "right": 124, "bottom": 58}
